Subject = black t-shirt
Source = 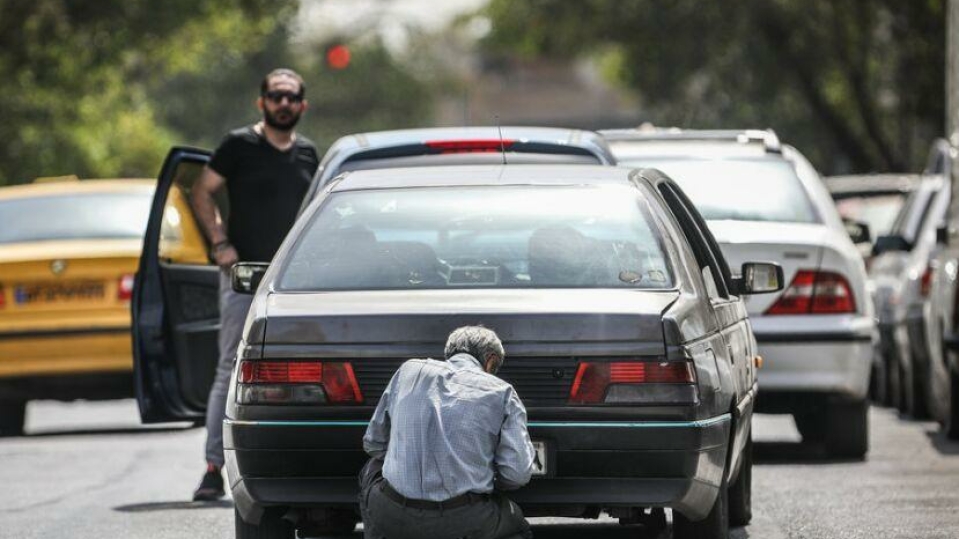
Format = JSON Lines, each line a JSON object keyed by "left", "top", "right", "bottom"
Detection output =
{"left": 208, "top": 126, "right": 320, "bottom": 262}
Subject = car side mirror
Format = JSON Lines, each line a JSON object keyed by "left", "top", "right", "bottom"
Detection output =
{"left": 231, "top": 262, "right": 269, "bottom": 294}
{"left": 734, "top": 262, "right": 784, "bottom": 295}
{"left": 843, "top": 219, "right": 871, "bottom": 245}
{"left": 872, "top": 234, "right": 911, "bottom": 256}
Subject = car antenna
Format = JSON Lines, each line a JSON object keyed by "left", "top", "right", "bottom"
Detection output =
{"left": 496, "top": 115, "right": 508, "bottom": 165}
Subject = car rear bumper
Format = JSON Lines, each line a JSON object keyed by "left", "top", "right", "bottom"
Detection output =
{"left": 224, "top": 414, "right": 732, "bottom": 523}
{"left": 0, "top": 326, "right": 132, "bottom": 379}
{"left": 753, "top": 331, "right": 872, "bottom": 402}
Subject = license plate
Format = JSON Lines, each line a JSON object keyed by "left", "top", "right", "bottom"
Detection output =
{"left": 531, "top": 440, "right": 547, "bottom": 476}
{"left": 14, "top": 282, "right": 106, "bottom": 305}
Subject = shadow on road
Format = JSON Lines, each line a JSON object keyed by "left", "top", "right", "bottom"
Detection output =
{"left": 925, "top": 429, "right": 959, "bottom": 455}
{"left": 113, "top": 500, "right": 234, "bottom": 512}
{"left": 23, "top": 424, "right": 195, "bottom": 438}
{"left": 528, "top": 522, "right": 663, "bottom": 538}
{"left": 753, "top": 441, "right": 865, "bottom": 465}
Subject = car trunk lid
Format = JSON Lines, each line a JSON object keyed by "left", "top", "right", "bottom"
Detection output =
{"left": 706, "top": 220, "right": 826, "bottom": 315}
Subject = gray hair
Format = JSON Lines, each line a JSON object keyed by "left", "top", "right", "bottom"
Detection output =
{"left": 444, "top": 326, "right": 505, "bottom": 363}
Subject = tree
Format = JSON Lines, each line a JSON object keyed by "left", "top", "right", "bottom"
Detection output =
{"left": 0, "top": 0, "right": 296, "bottom": 185}
{"left": 482, "top": 0, "right": 946, "bottom": 173}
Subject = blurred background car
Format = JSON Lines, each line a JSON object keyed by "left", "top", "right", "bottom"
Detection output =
{"left": 825, "top": 174, "right": 919, "bottom": 263}
{"left": 0, "top": 177, "right": 205, "bottom": 436}
{"left": 603, "top": 127, "right": 874, "bottom": 458}
{"left": 869, "top": 176, "right": 948, "bottom": 412}
{"left": 920, "top": 140, "right": 959, "bottom": 439}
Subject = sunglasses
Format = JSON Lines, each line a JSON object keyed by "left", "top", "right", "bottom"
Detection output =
{"left": 263, "top": 91, "right": 304, "bottom": 104}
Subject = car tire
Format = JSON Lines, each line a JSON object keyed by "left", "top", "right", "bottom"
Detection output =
{"left": 946, "top": 369, "right": 959, "bottom": 441}
{"left": 673, "top": 476, "right": 729, "bottom": 539}
{"left": 793, "top": 411, "right": 825, "bottom": 442}
{"left": 235, "top": 507, "right": 294, "bottom": 539}
{"left": 825, "top": 400, "right": 869, "bottom": 459}
{"left": 0, "top": 400, "right": 26, "bottom": 437}
{"left": 911, "top": 363, "right": 930, "bottom": 419}
{"left": 897, "top": 359, "right": 911, "bottom": 414}
{"left": 727, "top": 433, "right": 752, "bottom": 527}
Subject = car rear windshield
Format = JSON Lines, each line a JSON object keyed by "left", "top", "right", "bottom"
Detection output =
{"left": 618, "top": 158, "right": 820, "bottom": 223}
{"left": 0, "top": 192, "right": 152, "bottom": 245}
{"left": 279, "top": 184, "right": 674, "bottom": 291}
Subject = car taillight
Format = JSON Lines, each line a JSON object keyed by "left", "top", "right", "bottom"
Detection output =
{"left": 920, "top": 266, "right": 934, "bottom": 298}
{"left": 765, "top": 270, "right": 856, "bottom": 315}
{"left": 118, "top": 274, "right": 135, "bottom": 301}
{"left": 424, "top": 139, "right": 516, "bottom": 154}
{"left": 237, "top": 360, "right": 363, "bottom": 405}
{"left": 568, "top": 361, "right": 698, "bottom": 405}
{"left": 0, "top": 285, "right": 5, "bottom": 309}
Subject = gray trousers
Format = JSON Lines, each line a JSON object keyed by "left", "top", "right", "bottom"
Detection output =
{"left": 358, "top": 459, "right": 532, "bottom": 539}
{"left": 204, "top": 270, "right": 254, "bottom": 467}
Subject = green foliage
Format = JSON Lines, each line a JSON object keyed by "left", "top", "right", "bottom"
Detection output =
{"left": 0, "top": 0, "right": 293, "bottom": 185}
{"left": 0, "top": 0, "right": 434, "bottom": 186}
{"left": 483, "top": 0, "right": 946, "bottom": 173}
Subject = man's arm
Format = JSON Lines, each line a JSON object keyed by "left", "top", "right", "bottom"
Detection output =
{"left": 362, "top": 371, "right": 394, "bottom": 460}
{"left": 494, "top": 388, "right": 536, "bottom": 490}
{"left": 191, "top": 166, "right": 237, "bottom": 269}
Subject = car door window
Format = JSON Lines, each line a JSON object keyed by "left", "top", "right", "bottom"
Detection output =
{"left": 658, "top": 183, "right": 732, "bottom": 300}
{"left": 156, "top": 161, "right": 226, "bottom": 265}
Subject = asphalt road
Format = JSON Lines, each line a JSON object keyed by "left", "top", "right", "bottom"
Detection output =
{"left": 1, "top": 401, "right": 958, "bottom": 539}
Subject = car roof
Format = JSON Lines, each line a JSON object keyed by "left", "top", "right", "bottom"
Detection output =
{"left": 600, "top": 127, "right": 782, "bottom": 158}
{"left": 0, "top": 179, "right": 155, "bottom": 201}
{"left": 332, "top": 126, "right": 612, "bottom": 154}
{"left": 601, "top": 126, "right": 780, "bottom": 147}
{"left": 824, "top": 174, "right": 921, "bottom": 199}
{"left": 329, "top": 164, "right": 641, "bottom": 192}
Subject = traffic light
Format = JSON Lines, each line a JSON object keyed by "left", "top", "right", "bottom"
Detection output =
{"left": 325, "top": 44, "right": 351, "bottom": 70}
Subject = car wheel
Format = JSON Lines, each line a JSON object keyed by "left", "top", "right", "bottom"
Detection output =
{"left": 911, "top": 363, "right": 930, "bottom": 419}
{"left": 825, "top": 400, "right": 869, "bottom": 459}
{"left": 897, "top": 358, "right": 911, "bottom": 414}
{"left": 884, "top": 353, "right": 900, "bottom": 408}
{"left": 946, "top": 369, "right": 959, "bottom": 440}
{"left": 0, "top": 400, "right": 26, "bottom": 437}
{"left": 673, "top": 476, "right": 729, "bottom": 539}
{"left": 793, "top": 411, "right": 825, "bottom": 442}
{"left": 235, "top": 507, "right": 294, "bottom": 539}
{"left": 727, "top": 432, "right": 752, "bottom": 527}
{"left": 297, "top": 510, "right": 358, "bottom": 536}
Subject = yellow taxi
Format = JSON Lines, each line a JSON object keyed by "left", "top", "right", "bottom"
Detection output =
{"left": 0, "top": 177, "right": 206, "bottom": 435}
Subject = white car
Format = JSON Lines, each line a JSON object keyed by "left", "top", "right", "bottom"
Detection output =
{"left": 870, "top": 177, "right": 945, "bottom": 412}
{"left": 603, "top": 128, "right": 874, "bottom": 458}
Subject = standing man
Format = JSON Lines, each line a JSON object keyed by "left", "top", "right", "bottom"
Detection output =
{"left": 190, "top": 68, "right": 320, "bottom": 501}
{"left": 359, "top": 326, "right": 536, "bottom": 539}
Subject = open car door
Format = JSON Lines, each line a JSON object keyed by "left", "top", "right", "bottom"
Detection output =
{"left": 133, "top": 147, "right": 223, "bottom": 423}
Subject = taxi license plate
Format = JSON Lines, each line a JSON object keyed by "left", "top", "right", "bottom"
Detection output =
{"left": 14, "top": 282, "right": 106, "bottom": 305}
{"left": 531, "top": 441, "right": 547, "bottom": 476}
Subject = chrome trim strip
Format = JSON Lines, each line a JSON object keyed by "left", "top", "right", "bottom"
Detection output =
{"left": 225, "top": 413, "right": 732, "bottom": 430}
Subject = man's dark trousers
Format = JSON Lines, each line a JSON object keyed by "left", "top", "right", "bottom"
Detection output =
{"left": 358, "top": 459, "right": 532, "bottom": 539}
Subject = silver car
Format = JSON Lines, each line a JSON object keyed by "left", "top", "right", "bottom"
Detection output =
{"left": 134, "top": 158, "right": 781, "bottom": 539}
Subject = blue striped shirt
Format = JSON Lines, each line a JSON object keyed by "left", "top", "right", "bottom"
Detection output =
{"left": 363, "top": 353, "right": 536, "bottom": 501}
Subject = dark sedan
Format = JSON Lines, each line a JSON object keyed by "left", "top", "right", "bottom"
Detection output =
{"left": 134, "top": 163, "right": 781, "bottom": 539}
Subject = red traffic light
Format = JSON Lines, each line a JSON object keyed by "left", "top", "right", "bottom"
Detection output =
{"left": 325, "top": 44, "right": 351, "bottom": 70}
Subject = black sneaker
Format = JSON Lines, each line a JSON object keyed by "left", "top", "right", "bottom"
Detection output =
{"left": 192, "top": 465, "right": 225, "bottom": 501}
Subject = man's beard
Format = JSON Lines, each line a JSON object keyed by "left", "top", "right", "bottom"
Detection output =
{"left": 263, "top": 107, "right": 301, "bottom": 131}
